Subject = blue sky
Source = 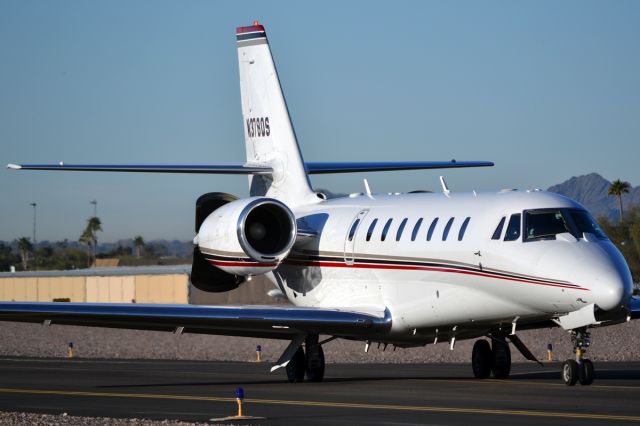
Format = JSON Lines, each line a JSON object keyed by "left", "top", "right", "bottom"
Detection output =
{"left": 1, "top": 1, "right": 639, "bottom": 242}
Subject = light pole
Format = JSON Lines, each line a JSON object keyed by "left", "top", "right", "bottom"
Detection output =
{"left": 29, "top": 203, "right": 37, "bottom": 244}
{"left": 90, "top": 200, "right": 97, "bottom": 218}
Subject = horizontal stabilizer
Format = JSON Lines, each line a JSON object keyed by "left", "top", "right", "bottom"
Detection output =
{"left": 305, "top": 161, "right": 494, "bottom": 174}
{"left": 7, "top": 160, "right": 493, "bottom": 175}
{"left": 6, "top": 163, "right": 273, "bottom": 174}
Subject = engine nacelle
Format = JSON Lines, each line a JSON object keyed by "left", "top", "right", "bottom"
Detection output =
{"left": 195, "top": 197, "right": 297, "bottom": 276}
{"left": 191, "top": 192, "right": 245, "bottom": 293}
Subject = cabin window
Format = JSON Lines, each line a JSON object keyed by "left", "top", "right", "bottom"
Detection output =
{"left": 366, "top": 219, "right": 378, "bottom": 242}
{"left": 443, "top": 218, "right": 454, "bottom": 241}
{"left": 492, "top": 217, "right": 506, "bottom": 240}
{"left": 348, "top": 219, "right": 360, "bottom": 241}
{"left": 411, "top": 218, "right": 423, "bottom": 241}
{"left": 381, "top": 219, "right": 393, "bottom": 241}
{"left": 458, "top": 217, "right": 471, "bottom": 241}
{"left": 427, "top": 218, "right": 439, "bottom": 241}
{"left": 504, "top": 214, "right": 521, "bottom": 241}
{"left": 396, "top": 218, "right": 408, "bottom": 241}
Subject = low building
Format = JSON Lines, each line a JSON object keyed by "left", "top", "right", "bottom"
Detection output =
{"left": 0, "top": 265, "right": 283, "bottom": 305}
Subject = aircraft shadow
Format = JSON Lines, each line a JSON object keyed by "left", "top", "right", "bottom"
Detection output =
{"left": 511, "top": 369, "right": 640, "bottom": 381}
{"left": 97, "top": 369, "right": 640, "bottom": 389}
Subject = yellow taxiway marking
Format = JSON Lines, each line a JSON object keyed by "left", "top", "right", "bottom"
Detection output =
{"left": 408, "top": 377, "right": 639, "bottom": 391}
{"left": 0, "top": 388, "right": 639, "bottom": 422}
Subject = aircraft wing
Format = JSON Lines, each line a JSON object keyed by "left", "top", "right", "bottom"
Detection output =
{"left": 0, "top": 302, "right": 391, "bottom": 340}
{"left": 305, "top": 161, "right": 494, "bottom": 173}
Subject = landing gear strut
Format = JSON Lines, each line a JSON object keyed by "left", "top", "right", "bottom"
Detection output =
{"left": 561, "top": 327, "right": 594, "bottom": 386}
{"left": 285, "top": 335, "right": 326, "bottom": 383}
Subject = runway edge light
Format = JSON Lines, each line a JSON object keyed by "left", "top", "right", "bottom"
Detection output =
{"left": 209, "top": 386, "right": 266, "bottom": 422}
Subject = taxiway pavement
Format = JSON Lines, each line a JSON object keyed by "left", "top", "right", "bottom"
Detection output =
{"left": 0, "top": 358, "right": 638, "bottom": 425}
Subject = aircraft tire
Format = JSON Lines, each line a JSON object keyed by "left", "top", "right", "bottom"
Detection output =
{"left": 472, "top": 339, "right": 492, "bottom": 379}
{"left": 286, "top": 347, "right": 306, "bottom": 383}
{"left": 491, "top": 339, "right": 511, "bottom": 379}
{"left": 578, "top": 359, "right": 594, "bottom": 386}
{"left": 561, "top": 360, "right": 579, "bottom": 386}
{"left": 305, "top": 344, "right": 325, "bottom": 382}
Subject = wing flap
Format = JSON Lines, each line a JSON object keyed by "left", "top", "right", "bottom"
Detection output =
{"left": 0, "top": 302, "right": 391, "bottom": 340}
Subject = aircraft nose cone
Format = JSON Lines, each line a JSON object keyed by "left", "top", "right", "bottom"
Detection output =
{"left": 591, "top": 269, "right": 629, "bottom": 311}
{"left": 587, "top": 243, "right": 633, "bottom": 311}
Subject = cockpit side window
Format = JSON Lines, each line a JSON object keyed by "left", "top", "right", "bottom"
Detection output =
{"left": 504, "top": 214, "right": 521, "bottom": 241}
{"left": 492, "top": 217, "right": 506, "bottom": 240}
{"left": 569, "top": 209, "right": 608, "bottom": 240}
{"left": 524, "top": 210, "right": 572, "bottom": 241}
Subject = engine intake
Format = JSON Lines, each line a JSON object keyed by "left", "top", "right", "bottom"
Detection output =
{"left": 238, "top": 198, "right": 297, "bottom": 262}
{"left": 196, "top": 197, "right": 297, "bottom": 276}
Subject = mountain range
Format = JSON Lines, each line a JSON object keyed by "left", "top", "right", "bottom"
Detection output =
{"left": 547, "top": 173, "right": 640, "bottom": 221}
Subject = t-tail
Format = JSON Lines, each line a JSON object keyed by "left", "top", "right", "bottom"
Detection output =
{"left": 237, "top": 22, "right": 317, "bottom": 206}
{"left": 7, "top": 21, "right": 494, "bottom": 208}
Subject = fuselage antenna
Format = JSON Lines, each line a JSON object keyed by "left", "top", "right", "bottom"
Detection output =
{"left": 363, "top": 178, "right": 373, "bottom": 199}
{"left": 439, "top": 176, "right": 451, "bottom": 197}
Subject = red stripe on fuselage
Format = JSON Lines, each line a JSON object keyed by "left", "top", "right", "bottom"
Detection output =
{"left": 206, "top": 259, "right": 278, "bottom": 268}
{"left": 282, "top": 259, "right": 588, "bottom": 291}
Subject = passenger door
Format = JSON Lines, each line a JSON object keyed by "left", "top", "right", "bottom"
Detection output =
{"left": 344, "top": 209, "right": 368, "bottom": 265}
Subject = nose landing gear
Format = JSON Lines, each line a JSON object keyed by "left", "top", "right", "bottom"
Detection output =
{"left": 561, "top": 327, "right": 594, "bottom": 386}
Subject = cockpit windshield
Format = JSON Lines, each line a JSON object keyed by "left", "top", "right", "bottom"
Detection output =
{"left": 523, "top": 208, "right": 608, "bottom": 241}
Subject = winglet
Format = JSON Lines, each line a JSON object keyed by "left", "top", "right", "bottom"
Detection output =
{"left": 6, "top": 164, "right": 22, "bottom": 170}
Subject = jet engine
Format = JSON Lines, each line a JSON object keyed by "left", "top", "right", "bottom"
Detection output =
{"left": 191, "top": 192, "right": 245, "bottom": 293}
{"left": 195, "top": 196, "right": 297, "bottom": 276}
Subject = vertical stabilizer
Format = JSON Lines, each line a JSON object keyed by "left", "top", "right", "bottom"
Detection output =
{"left": 237, "top": 22, "right": 317, "bottom": 206}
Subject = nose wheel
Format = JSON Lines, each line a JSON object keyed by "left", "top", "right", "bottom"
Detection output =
{"left": 561, "top": 328, "right": 594, "bottom": 386}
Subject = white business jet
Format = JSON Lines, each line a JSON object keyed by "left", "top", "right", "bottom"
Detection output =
{"left": 5, "top": 22, "right": 638, "bottom": 386}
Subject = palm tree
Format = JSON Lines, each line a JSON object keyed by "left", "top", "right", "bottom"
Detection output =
{"left": 608, "top": 180, "right": 631, "bottom": 223}
{"left": 80, "top": 217, "right": 102, "bottom": 267}
{"left": 79, "top": 228, "right": 93, "bottom": 267}
{"left": 16, "top": 237, "right": 33, "bottom": 271}
{"left": 133, "top": 235, "right": 145, "bottom": 259}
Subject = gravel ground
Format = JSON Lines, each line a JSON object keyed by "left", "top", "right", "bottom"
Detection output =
{"left": 0, "top": 412, "right": 212, "bottom": 426}
{"left": 1, "top": 320, "right": 639, "bottom": 363}
{"left": 0, "top": 320, "right": 639, "bottom": 425}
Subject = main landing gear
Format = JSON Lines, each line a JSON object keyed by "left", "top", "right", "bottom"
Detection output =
{"left": 472, "top": 337, "right": 511, "bottom": 379}
{"left": 286, "top": 335, "right": 326, "bottom": 383}
{"left": 561, "top": 327, "right": 594, "bottom": 386}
